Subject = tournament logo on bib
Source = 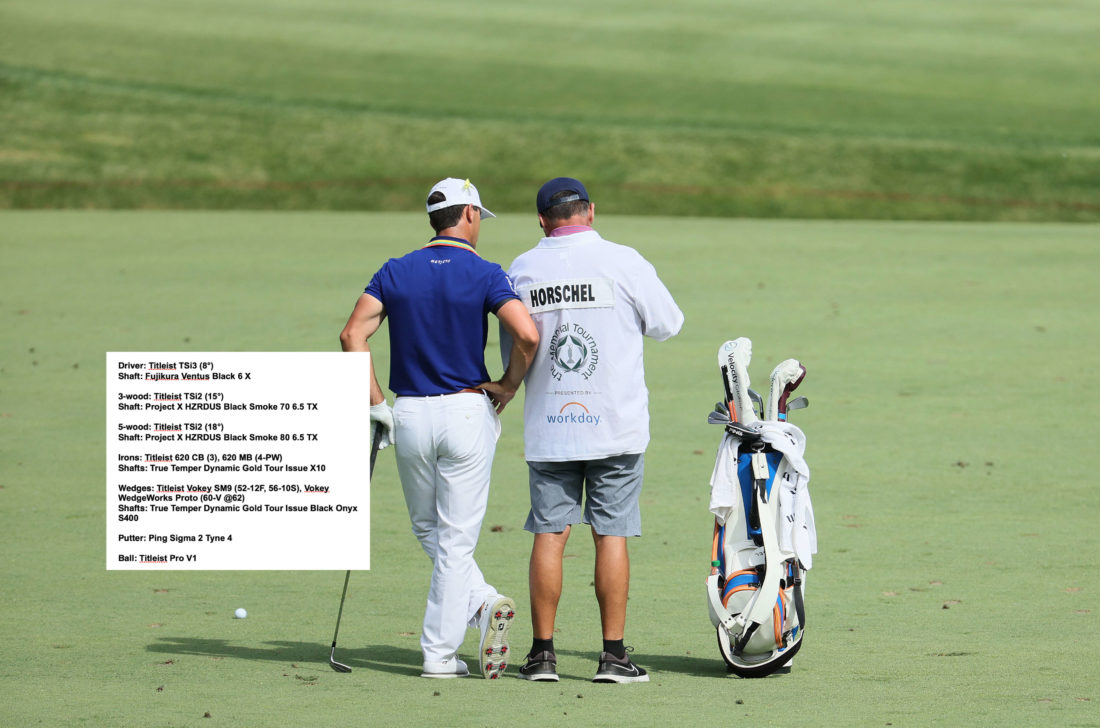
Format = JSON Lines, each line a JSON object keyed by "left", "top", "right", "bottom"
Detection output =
{"left": 554, "top": 334, "right": 587, "bottom": 372}
{"left": 548, "top": 323, "right": 599, "bottom": 381}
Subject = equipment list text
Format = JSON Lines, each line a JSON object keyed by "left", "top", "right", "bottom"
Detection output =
{"left": 106, "top": 352, "right": 372, "bottom": 570}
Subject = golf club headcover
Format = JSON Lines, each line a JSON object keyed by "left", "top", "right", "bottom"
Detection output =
{"left": 718, "top": 338, "right": 757, "bottom": 424}
{"left": 766, "top": 359, "right": 805, "bottom": 421}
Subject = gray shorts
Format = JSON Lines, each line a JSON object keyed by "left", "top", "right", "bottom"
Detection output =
{"left": 524, "top": 453, "right": 644, "bottom": 537}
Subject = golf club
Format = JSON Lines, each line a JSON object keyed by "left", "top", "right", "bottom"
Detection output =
{"left": 766, "top": 359, "right": 806, "bottom": 421}
{"left": 328, "top": 424, "right": 384, "bottom": 673}
{"left": 748, "top": 388, "right": 764, "bottom": 419}
{"left": 717, "top": 338, "right": 756, "bottom": 424}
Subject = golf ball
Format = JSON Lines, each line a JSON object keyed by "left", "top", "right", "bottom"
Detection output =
{"left": 234, "top": 608, "right": 247, "bottom": 619}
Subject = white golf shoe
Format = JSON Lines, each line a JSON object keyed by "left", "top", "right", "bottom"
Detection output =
{"left": 477, "top": 595, "right": 515, "bottom": 680}
{"left": 421, "top": 657, "right": 470, "bottom": 679}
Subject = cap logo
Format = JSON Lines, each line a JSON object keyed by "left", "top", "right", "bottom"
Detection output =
{"left": 426, "top": 177, "right": 496, "bottom": 218}
{"left": 550, "top": 193, "right": 583, "bottom": 206}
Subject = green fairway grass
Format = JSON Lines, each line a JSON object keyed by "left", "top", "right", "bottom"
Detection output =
{"left": 1, "top": 0, "right": 1098, "bottom": 220}
{"left": 1, "top": 212, "right": 1096, "bottom": 726}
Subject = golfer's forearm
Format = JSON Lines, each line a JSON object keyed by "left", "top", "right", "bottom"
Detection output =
{"left": 495, "top": 299, "right": 538, "bottom": 390}
{"left": 501, "top": 338, "right": 536, "bottom": 390}
{"left": 368, "top": 355, "right": 386, "bottom": 405}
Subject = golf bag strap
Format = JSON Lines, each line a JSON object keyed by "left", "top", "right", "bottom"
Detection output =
{"left": 706, "top": 574, "right": 741, "bottom": 632}
{"left": 743, "top": 476, "right": 785, "bottom": 628}
{"left": 792, "top": 564, "right": 806, "bottom": 629}
{"left": 733, "top": 622, "right": 760, "bottom": 655}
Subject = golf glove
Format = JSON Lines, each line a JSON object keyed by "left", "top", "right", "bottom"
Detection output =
{"left": 369, "top": 401, "right": 395, "bottom": 450}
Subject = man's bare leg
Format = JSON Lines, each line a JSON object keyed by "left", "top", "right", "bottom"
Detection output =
{"left": 529, "top": 527, "right": 571, "bottom": 639}
{"left": 592, "top": 532, "right": 629, "bottom": 640}
{"left": 590, "top": 531, "right": 647, "bottom": 682}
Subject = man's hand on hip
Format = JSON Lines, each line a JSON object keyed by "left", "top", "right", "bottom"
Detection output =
{"left": 478, "top": 381, "right": 517, "bottom": 414}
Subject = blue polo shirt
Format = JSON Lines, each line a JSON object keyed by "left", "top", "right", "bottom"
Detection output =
{"left": 364, "top": 237, "right": 520, "bottom": 396}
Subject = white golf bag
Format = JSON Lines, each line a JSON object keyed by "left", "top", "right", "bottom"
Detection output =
{"left": 706, "top": 339, "right": 815, "bottom": 677}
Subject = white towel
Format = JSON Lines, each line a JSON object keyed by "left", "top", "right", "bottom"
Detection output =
{"left": 777, "top": 458, "right": 817, "bottom": 569}
{"left": 707, "top": 421, "right": 817, "bottom": 569}
{"left": 708, "top": 431, "right": 741, "bottom": 526}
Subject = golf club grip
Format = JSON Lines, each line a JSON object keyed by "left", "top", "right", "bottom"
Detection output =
{"left": 369, "top": 421, "right": 384, "bottom": 473}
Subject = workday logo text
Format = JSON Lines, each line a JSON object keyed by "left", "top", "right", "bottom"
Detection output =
{"left": 546, "top": 401, "right": 601, "bottom": 426}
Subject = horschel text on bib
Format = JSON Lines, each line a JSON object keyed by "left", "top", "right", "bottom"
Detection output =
{"left": 517, "top": 278, "right": 615, "bottom": 314}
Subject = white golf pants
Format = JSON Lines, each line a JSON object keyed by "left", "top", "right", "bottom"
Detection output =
{"left": 393, "top": 391, "right": 501, "bottom": 663}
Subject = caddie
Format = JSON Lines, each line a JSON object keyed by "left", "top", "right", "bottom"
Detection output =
{"left": 506, "top": 177, "right": 683, "bottom": 683}
{"left": 340, "top": 177, "right": 539, "bottom": 679}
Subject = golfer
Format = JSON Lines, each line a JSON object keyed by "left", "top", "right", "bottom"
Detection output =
{"left": 340, "top": 178, "right": 539, "bottom": 679}
{"left": 506, "top": 177, "right": 683, "bottom": 683}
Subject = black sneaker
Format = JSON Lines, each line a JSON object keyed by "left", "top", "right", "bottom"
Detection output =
{"left": 593, "top": 650, "right": 649, "bottom": 683}
{"left": 518, "top": 651, "right": 559, "bottom": 682}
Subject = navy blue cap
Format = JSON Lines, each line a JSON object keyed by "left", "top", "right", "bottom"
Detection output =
{"left": 536, "top": 177, "right": 589, "bottom": 213}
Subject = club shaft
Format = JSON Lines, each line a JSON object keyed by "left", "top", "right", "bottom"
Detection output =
{"left": 331, "top": 570, "right": 351, "bottom": 647}
{"left": 328, "top": 425, "right": 384, "bottom": 670}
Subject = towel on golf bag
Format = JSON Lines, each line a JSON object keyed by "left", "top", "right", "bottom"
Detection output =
{"left": 708, "top": 420, "right": 816, "bottom": 569}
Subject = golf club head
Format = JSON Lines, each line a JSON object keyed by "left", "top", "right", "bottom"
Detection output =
{"left": 748, "top": 389, "right": 764, "bottom": 419}
{"left": 787, "top": 396, "right": 808, "bottom": 411}
{"left": 708, "top": 409, "right": 732, "bottom": 425}
{"left": 329, "top": 645, "right": 352, "bottom": 673}
{"left": 724, "top": 420, "right": 763, "bottom": 443}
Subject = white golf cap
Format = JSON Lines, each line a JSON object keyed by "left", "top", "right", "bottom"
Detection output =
{"left": 426, "top": 178, "right": 496, "bottom": 219}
